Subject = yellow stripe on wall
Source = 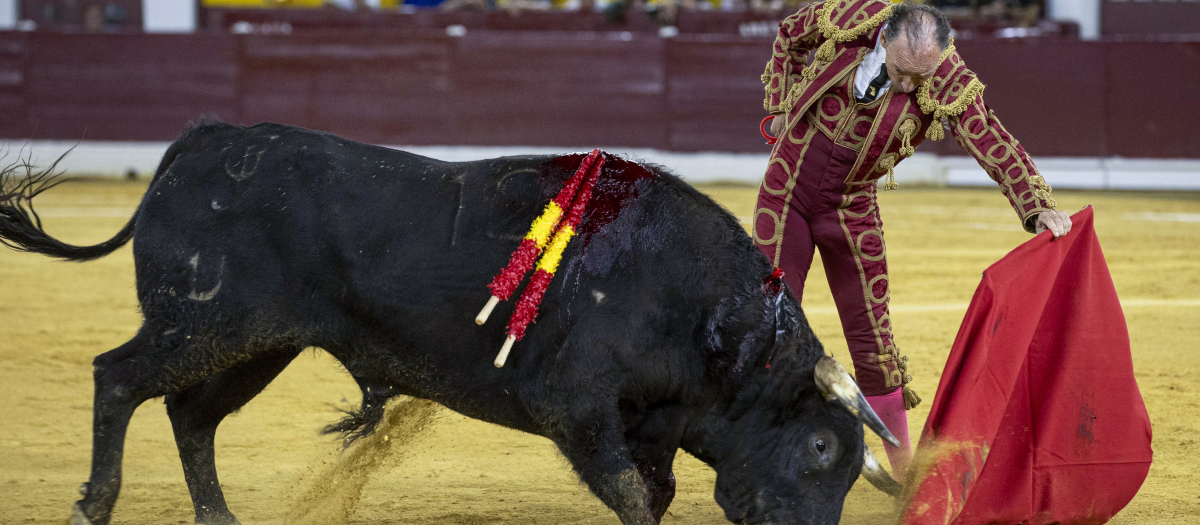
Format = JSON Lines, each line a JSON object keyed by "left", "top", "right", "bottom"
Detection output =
{"left": 202, "top": 0, "right": 328, "bottom": 8}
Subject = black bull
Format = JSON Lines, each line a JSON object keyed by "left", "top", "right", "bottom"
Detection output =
{"left": 0, "top": 122, "right": 900, "bottom": 525}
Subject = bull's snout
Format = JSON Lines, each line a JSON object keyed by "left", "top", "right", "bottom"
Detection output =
{"left": 739, "top": 512, "right": 838, "bottom": 525}
{"left": 725, "top": 492, "right": 838, "bottom": 525}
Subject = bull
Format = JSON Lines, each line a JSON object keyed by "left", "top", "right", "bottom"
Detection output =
{"left": 0, "top": 121, "right": 901, "bottom": 525}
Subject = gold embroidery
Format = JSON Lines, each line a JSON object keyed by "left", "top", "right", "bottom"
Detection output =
{"left": 836, "top": 190, "right": 909, "bottom": 390}
{"left": 951, "top": 98, "right": 1057, "bottom": 227}
{"left": 764, "top": 4, "right": 824, "bottom": 112}
{"left": 753, "top": 206, "right": 784, "bottom": 247}
{"left": 838, "top": 114, "right": 875, "bottom": 150}
{"left": 761, "top": 60, "right": 776, "bottom": 111}
{"left": 915, "top": 41, "right": 988, "bottom": 140}
{"left": 754, "top": 125, "right": 818, "bottom": 265}
{"left": 1030, "top": 174, "right": 1056, "bottom": 208}
{"left": 791, "top": 46, "right": 870, "bottom": 122}
{"left": 918, "top": 78, "right": 983, "bottom": 140}
{"left": 844, "top": 91, "right": 904, "bottom": 185}
{"left": 804, "top": 0, "right": 892, "bottom": 79}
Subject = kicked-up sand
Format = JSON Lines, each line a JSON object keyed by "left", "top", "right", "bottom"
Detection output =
{"left": 0, "top": 179, "right": 1197, "bottom": 524}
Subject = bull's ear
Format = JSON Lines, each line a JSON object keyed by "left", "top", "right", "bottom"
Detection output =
{"left": 771, "top": 284, "right": 786, "bottom": 345}
{"left": 762, "top": 282, "right": 791, "bottom": 371}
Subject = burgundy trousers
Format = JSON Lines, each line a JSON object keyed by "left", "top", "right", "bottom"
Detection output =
{"left": 752, "top": 122, "right": 905, "bottom": 396}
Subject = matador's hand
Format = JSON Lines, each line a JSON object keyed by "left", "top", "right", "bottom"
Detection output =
{"left": 770, "top": 115, "right": 787, "bottom": 137}
{"left": 1035, "top": 210, "right": 1072, "bottom": 238}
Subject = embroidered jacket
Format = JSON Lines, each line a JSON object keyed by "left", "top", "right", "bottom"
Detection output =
{"left": 762, "top": 0, "right": 1056, "bottom": 232}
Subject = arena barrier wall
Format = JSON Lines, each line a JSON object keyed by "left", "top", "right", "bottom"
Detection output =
{"left": 2, "top": 31, "right": 1198, "bottom": 163}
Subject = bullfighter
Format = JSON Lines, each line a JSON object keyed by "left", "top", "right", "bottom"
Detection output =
{"left": 754, "top": 0, "right": 1073, "bottom": 478}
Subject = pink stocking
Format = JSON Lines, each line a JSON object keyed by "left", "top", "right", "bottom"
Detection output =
{"left": 865, "top": 388, "right": 912, "bottom": 478}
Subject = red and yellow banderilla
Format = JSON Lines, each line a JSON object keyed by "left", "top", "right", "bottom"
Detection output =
{"left": 475, "top": 149, "right": 607, "bottom": 367}
{"left": 495, "top": 154, "right": 605, "bottom": 367}
{"left": 475, "top": 149, "right": 602, "bottom": 325}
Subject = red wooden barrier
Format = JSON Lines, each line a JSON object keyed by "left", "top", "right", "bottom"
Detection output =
{"left": 23, "top": 33, "right": 237, "bottom": 141}
{"left": 936, "top": 39, "right": 1108, "bottom": 157}
{"left": 1102, "top": 2, "right": 1200, "bottom": 37}
{"left": 239, "top": 32, "right": 456, "bottom": 145}
{"left": 0, "top": 31, "right": 1196, "bottom": 159}
{"left": 0, "top": 33, "right": 27, "bottom": 138}
{"left": 1105, "top": 42, "right": 1200, "bottom": 158}
{"left": 665, "top": 35, "right": 768, "bottom": 152}
{"left": 453, "top": 31, "right": 667, "bottom": 148}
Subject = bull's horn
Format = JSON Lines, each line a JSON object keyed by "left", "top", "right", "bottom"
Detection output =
{"left": 861, "top": 447, "right": 902, "bottom": 497}
{"left": 813, "top": 356, "right": 901, "bottom": 447}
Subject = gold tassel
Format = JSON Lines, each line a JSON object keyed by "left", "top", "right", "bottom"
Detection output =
{"left": 926, "top": 113, "right": 946, "bottom": 141}
{"left": 897, "top": 353, "right": 918, "bottom": 409}
{"left": 898, "top": 120, "right": 916, "bottom": 157}
{"left": 815, "top": 39, "right": 836, "bottom": 63}
{"left": 880, "top": 155, "right": 898, "bottom": 191}
{"left": 917, "top": 73, "right": 985, "bottom": 143}
{"left": 779, "top": 84, "right": 802, "bottom": 114}
{"left": 903, "top": 385, "right": 922, "bottom": 410}
{"left": 883, "top": 171, "right": 898, "bottom": 191}
{"left": 802, "top": 65, "right": 817, "bottom": 80}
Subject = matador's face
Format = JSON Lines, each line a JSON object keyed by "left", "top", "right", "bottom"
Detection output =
{"left": 881, "top": 30, "right": 941, "bottom": 94}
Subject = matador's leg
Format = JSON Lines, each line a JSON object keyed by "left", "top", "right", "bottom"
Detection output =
{"left": 753, "top": 122, "right": 819, "bottom": 300}
{"left": 810, "top": 187, "right": 914, "bottom": 478}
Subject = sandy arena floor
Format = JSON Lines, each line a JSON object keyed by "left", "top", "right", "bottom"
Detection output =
{"left": 1, "top": 179, "right": 1197, "bottom": 524}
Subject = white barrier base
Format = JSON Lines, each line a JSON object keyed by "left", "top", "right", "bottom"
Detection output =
{"left": 4, "top": 140, "right": 1199, "bottom": 190}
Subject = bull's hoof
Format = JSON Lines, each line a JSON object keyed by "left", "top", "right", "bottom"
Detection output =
{"left": 196, "top": 516, "right": 242, "bottom": 525}
{"left": 196, "top": 511, "right": 242, "bottom": 525}
{"left": 69, "top": 503, "right": 94, "bottom": 525}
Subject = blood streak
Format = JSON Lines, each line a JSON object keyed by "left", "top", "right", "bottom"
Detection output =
{"left": 545, "top": 152, "right": 655, "bottom": 239}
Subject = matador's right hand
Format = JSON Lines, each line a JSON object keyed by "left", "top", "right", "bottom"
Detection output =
{"left": 770, "top": 115, "right": 787, "bottom": 138}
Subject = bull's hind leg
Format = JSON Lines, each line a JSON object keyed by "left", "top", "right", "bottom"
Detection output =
{"left": 72, "top": 336, "right": 149, "bottom": 525}
{"left": 166, "top": 347, "right": 301, "bottom": 525}
{"left": 73, "top": 331, "right": 272, "bottom": 525}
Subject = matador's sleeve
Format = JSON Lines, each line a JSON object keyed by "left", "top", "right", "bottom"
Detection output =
{"left": 949, "top": 93, "right": 1058, "bottom": 233}
{"left": 924, "top": 46, "right": 1057, "bottom": 233}
{"left": 762, "top": 4, "right": 823, "bottom": 114}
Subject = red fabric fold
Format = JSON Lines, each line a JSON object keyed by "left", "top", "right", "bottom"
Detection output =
{"left": 901, "top": 206, "right": 1152, "bottom": 525}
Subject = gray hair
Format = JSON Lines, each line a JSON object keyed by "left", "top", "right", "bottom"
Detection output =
{"left": 884, "top": 2, "right": 952, "bottom": 52}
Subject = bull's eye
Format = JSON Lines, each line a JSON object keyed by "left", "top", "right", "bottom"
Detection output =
{"left": 807, "top": 431, "right": 839, "bottom": 471}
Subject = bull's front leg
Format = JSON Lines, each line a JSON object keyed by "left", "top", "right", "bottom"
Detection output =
{"left": 623, "top": 409, "right": 685, "bottom": 521}
{"left": 555, "top": 413, "right": 659, "bottom": 525}
{"left": 629, "top": 441, "right": 677, "bottom": 522}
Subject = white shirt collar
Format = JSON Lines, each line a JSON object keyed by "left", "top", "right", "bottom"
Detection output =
{"left": 854, "top": 23, "right": 891, "bottom": 101}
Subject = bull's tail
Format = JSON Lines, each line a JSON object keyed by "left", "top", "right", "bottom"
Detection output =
{"left": 0, "top": 153, "right": 137, "bottom": 262}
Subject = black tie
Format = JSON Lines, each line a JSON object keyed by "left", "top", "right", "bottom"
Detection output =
{"left": 857, "top": 63, "right": 889, "bottom": 103}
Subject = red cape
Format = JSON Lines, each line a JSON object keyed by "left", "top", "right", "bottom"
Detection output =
{"left": 900, "top": 207, "right": 1152, "bottom": 525}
